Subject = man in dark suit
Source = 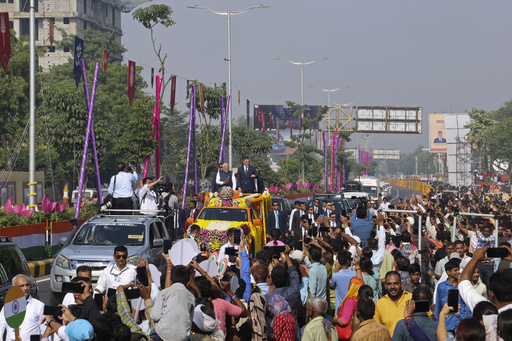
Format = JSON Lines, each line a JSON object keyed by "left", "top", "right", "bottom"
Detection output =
{"left": 292, "top": 202, "right": 305, "bottom": 247}
{"left": 267, "top": 202, "right": 287, "bottom": 237}
{"left": 236, "top": 156, "right": 259, "bottom": 193}
{"left": 327, "top": 212, "right": 341, "bottom": 231}
{"left": 188, "top": 200, "right": 200, "bottom": 220}
{"left": 312, "top": 199, "right": 321, "bottom": 215}
{"left": 255, "top": 167, "right": 265, "bottom": 194}
{"left": 433, "top": 131, "right": 446, "bottom": 143}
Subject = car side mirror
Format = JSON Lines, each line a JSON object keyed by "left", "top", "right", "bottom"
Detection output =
{"left": 153, "top": 238, "right": 164, "bottom": 247}
{"left": 186, "top": 218, "right": 194, "bottom": 224}
{"left": 59, "top": 237, "right": 67, "bottom": 246}
{"left": 253, "top": 219, "right": 262, "bottom": 226}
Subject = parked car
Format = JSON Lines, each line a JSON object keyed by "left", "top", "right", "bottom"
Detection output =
{"left": 0, "top": 237, "right": 38, "bottom": 309}
{"left": 50, "top": 214, "right": 170, "bottom": 304}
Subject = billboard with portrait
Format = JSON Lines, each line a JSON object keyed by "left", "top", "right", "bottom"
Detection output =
{"left": 253, "top": 105, "right": 320, "bottom": 131}
{"left": 430, "top": 113, "right": 447, "bottom": 153}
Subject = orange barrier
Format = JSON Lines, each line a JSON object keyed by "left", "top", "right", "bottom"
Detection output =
{"left": 387, "top": 179, "right": 431, "bottom": 196}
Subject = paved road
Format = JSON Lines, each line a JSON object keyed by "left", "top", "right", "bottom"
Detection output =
{"left": 36, "top": 274, "right": 52, "bottom": 305}
{"left": 388, "top": 186, "right": 421, "bottom": 205}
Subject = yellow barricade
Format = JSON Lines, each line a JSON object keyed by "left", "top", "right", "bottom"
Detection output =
{"left": 386, "top": 179, "right": 430, "bottom": 196}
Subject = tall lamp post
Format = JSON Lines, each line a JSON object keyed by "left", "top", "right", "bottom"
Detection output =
{"left": 309, "top": 85, "right": 350, "bottom": 107}
{"left": 188, "top": 5, "right": 270, "bottom": 169}
{"left": 28, "top": 0, "right": 36, "bottom": 209}
{"left": 274, "top": 57, "right": 329, "bottom": 182}
{"left": 274, "top": 57, "right": 330, "bottom": 107}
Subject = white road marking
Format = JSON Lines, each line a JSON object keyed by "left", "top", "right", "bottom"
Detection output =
{"left": 391, "top": 188, "right": 400, "bottom": 203}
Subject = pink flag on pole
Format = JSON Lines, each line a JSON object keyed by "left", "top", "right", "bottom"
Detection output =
{"left": 57, "top": 202, "right": 67, "bottom": 213}
{"left": 19, "top": 207, "right": 34, "bottom": 217}
{"left": 4, "top": 198, "right": 12, "bottom": 213}
{"left": 42, "top": 194, "right": 51, "bottom": 212}
{"left": 12, "top": 204, "right": 23, "bottom": 214}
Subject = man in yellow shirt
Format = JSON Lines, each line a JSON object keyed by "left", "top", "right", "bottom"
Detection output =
{"left": 374, "top": 271, "right": 412, "bottom": 336}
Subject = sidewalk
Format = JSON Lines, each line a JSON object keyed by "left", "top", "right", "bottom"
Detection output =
{"left": 28, "top": 259, "right": 53, "bottom": 277}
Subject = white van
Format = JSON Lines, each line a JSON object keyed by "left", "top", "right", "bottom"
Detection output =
{"left": 70, "top": 188, "right": 108, "bottom": 207}
{"left": 359, "top": 177, "right": 380, "bottom": 203}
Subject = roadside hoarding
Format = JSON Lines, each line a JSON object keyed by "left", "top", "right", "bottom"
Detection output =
{"left": 430, "top": 113, "right": 447, "bottom": 153}
{"left": 253, "top": 105, "right": 320, "bottom": 131}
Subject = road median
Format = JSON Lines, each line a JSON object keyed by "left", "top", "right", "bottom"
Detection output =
{"left": 28, "top": 259, "right": 53, "bottom": 277}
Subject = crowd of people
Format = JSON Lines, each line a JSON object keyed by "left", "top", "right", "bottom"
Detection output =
{"left": 2, "top": 182, "right": 512, "bottom": 341}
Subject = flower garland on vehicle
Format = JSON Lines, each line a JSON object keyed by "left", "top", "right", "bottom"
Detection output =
{"left": 186, "top": 223, "right": 252, "bottom": 253}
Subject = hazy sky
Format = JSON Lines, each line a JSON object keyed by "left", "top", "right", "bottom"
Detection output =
{"left": 121, "top": 1, "right": 512, "bottom": 154}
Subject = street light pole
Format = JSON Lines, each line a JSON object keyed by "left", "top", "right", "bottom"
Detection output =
{"left": 274, "top": 57, "right": 329, "bottom": 182}
{"left": 28, "top": 0, "right": 36, "bottom": 209}
{"left": 309, "top": 85, "right": 350, "bottom": 107}
{"left": 274, "top": 57, "right": 330, "bottom": 107}
{"left": 188, "top": 5, "right": 269, "bottom": 169}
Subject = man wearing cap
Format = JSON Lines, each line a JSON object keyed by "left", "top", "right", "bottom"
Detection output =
{"left": 65, "top": 319, "right": 95, "bottom": 341}
{"left": 0, "top": 274, "right": 44, "bottom": 341}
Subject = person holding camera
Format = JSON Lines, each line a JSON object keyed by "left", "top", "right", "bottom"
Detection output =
{"left": 140, "top": 176, "right": 163, "bottom": 215}
{"left": 108, "top": 162, "right": 138, "bottom": 213}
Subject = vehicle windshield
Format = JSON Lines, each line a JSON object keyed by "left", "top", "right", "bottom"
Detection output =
{"left": 363, "top": 186, "right": 378, "bottom": 197}
{"left": 73, "top": 223, "right": 145, "bottom": 245}
{"left": 345, "top": 198, "right": 360, "bottom": 208}
{"left": 198, "top": 208, "right": 248, "bottom": 222}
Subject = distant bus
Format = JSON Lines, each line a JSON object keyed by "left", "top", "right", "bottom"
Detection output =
{"left": 359, "top": 177, "right": 380, "bottom": 203}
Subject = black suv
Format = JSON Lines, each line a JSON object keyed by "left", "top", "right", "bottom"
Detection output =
{"left": 0, "top": 237, "right": 38, "bottom": 309}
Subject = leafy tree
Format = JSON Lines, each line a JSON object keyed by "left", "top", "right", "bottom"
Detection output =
{"left": 485, "top": 117, "right": 512, "bottom": 176}
{"left": 186, "top": 82, "right": 226, "bottom": 181}
{"left": 232, "top": 126, "right": 273, "bottom": 165}
{"left": 159, "top": 109, "right": 189, "bottom": 190}
{"left": 465, "top": 108, "right": 495, "bottom": 172}
{"left": 0, "top": 32, "right": 31, "bottom": 149}
{"left": 386, "top": 146, "right": 435, "bottom": 176}
{"left": 132, "top": 4, "right": 175, "bottom": 99}
{"left": 55, "top": 28, "right": 126, "bottom": 62}
{"left": 492, "top": 99, "right": 512, "bottom": 121}
{"left": 283, "top": 101, "right": 323, "bottom": 181}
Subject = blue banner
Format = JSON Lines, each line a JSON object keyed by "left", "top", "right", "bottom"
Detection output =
{"left": 73, "top": 36, "right": 84, "bottom": 87}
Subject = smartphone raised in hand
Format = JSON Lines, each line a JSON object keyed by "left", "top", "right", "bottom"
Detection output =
{"left": 486, "top": 247, "right": 509, "bottom": 258}
{"left": 447, "top": 289, "right": 459, "bottom": 313}
{"left": 163, "top": 240, "right": 172, "bottom": 254}
{"left": 137, "top": 266, "right": 149, "bottom": 287}
{"left": 414, "top": 300, "right": 430, "bottom": 313}
{"left": 61, "top": 282, "right": 84, "bottom": 294}
{"left": 43, "top": 305, "right": 62, "bottom": 317}
{"left": 233, "top": 229, "right": 241, "bottom": 245}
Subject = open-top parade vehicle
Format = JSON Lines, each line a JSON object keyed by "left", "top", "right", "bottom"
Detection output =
{"left": 186, "top": 186, "right": 272, "bottom": 255}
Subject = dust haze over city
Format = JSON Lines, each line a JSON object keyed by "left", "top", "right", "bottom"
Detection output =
{"left": 121, "top": 0, "right": 512, "bottom": 154}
